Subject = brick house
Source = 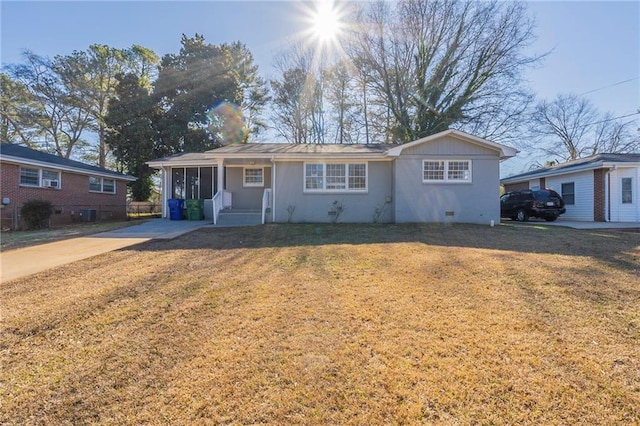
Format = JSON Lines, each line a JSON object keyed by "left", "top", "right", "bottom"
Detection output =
{"left": 501, "top": 153, "right": 640, "bottom": 222}
{"left": 1, "top": 143, "right": 136, "bottom": 229}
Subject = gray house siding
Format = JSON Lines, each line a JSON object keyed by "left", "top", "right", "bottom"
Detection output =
{"left": 147, "top": 130, "right": 517, "bottom": 224}
{"left": 394, "top": 153, "right": 500, "bottom": 225}
{"left": 273, "top": 161, "right": 394, "bottom": 223}
{"left": 225, "top": 166, "right": 272, "bottom": 210}
{"left": 402, "top": 136, "right": 497, "bottom": 157}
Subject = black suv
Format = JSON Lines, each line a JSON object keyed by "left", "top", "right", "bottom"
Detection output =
{"left": 500, "top": 189, "right": 566, "bottom": 222}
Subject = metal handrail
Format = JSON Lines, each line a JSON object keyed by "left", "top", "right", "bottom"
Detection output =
{"left": 212, "top": 190, "right": 223, "bottom": 225}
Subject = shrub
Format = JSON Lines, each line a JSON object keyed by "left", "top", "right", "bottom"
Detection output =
{"left": 21, "top": 200, "right": 53, "bottom": 230}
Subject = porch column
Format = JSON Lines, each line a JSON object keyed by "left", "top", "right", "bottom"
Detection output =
{"left": 216, "top": 160, "right": 224, "bottom": 194}
{"left": 163, "top": 167, "right": 169, "bottom": 219}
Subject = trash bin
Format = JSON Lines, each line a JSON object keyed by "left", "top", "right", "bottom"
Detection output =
{"left": 168, "top": 198, "right": 184, "bottom": 221}
{"left": 185, "top": 198, "right": 204, "bottom": 220}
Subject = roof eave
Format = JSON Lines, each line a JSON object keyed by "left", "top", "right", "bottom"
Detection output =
{"left": 1, "top": 154, "right": 136, "bottom": 181}
{"left": 147, "top": 159, "right": 217, "bottom": 168}
{"left": 501, "top": 161, "right": 608, "bottom": 183}
{"left": 387, "top": 129, "right": 518, "bottom": 159}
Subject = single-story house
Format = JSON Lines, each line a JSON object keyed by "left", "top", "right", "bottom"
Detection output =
{"left": 147, "top": 129, "right": 517, "bottom": 225}
{"left": 501, "top": 153, "right": 640, "bottom": 222}
{"left": 0, "top": 143, "right": 136, "bottom": 229}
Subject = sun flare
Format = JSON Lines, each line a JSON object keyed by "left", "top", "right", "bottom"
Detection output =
{"left": 312, "top": 1, "right": 341, "bottom": 43}
{"left": 297, "top": 0, "right": 354, "bottom": 72}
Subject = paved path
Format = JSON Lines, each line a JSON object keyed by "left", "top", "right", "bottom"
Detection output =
{"left": 1, "top": 219, "right": 212, "bottom": 283}
{"left": 502, "top": 218, "right": 640, "bottom": 230}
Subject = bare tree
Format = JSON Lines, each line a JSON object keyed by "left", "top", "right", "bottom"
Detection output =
{"left": 270, "top": 46, "right": 325, "bottom": 144}
{"left": 324, "top": 61, "right": 360, "bottom": 143}
{"left": 225, "top": 42, "right": 269, "bottom": 141}
{"left": 5, "top": 51, "right": 92, "bottom": 158}
{"left": 57, "top": 44, "right": 158, "bottom": 166}
{"left": 529, "top": 93, "right": 639, "bottom": 161}
{"left": 347, "top": 0, "right": 539, "bottom": 143}
{"left": 3, "top": 46, "right": 160, "bottom": 164}
{"left": 591, "top": 112, "right": 639, "bottom": 155}
{"left": 0, "top": 73, "right": 42, "bottom": 145}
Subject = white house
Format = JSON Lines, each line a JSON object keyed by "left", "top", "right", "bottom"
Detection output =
{"left": 501, "top": 153, "right": 640, "bottom": 222}
{"left": 147, "top": 129, "right": 517, "bottom": 225}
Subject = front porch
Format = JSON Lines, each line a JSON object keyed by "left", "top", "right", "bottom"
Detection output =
{"left": 155, "top": 156, "right": 273, "bottom": 226}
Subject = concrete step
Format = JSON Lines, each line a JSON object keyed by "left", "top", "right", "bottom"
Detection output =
{"left": 216, "top": 209, "right": 262, "bottom": 226}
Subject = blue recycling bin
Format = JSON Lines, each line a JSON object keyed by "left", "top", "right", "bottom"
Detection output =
{"left": 167, "top": 198, "right": 184, "bottom": 221}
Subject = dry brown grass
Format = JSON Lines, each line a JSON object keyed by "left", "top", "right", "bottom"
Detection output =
{"left": 0, "top": 220, "right": 140, "bottom": 251}
{"left": 1, "top": 223, "right": 639, "bottom": 425}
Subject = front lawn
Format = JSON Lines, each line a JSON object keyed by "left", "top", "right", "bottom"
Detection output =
{"left": 0, "top": 220, "right": 141, "bottom": 251}
{"left": 1, "top": 224, "right": 638, "bottom": 424}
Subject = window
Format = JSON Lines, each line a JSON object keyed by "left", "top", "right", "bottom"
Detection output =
{"left": 20, "top": 167, "right": 39, "bottom": 186}
{"left": 89, "top": 176, "right": 116, "bottom": 193}
{"left": 349, "top": 164, "right": 367, "bottom": 190}
{"left": 561, "top": 182, "right": 575, "bottom": 205}
{"left": 172, "top": 169, "right": 185, "bottom": 199}
{"left": 171, "top": 167, "right": 215, "bottom": 199}
{"left": 305, "top": 164, "right": 324, "bottom": 190}
{"left": 200, "top": 167, "right": 213, "bottom": 199}
{"left": 304, "top": 163, "right": 367, "bottom": 192}
{"left": 89, "top": 176, "right": 102, "bottom": 191}
{"left": 447, "top": 161, "right": 471, "bottom": 181}
{"left": 42, "top": 170, "right": 59, "bottom": 183}
{"left": 622, "top": 178, "right": 632, "bottom": 204}
{"left": 326, "top": 164, "right": 346, "bottom": 190}
{"left": 19, "top": 167, "right": 60, "bottom": 188}
{"left": 186, "top": 167, "right": 199, "bottom": 198}
{"left": 423, "top": 160, "right": 471, "bottom": 183}
{"left": 102, "top": 179, "right": 115, "bottom": 193}
{"left": 243, "top": 168, "right": 264, "bottom": 187}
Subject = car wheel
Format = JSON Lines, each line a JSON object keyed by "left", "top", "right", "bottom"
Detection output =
{"left": 545, "top": 215, "right": 558, "bottom": 222}
{"left": 515, "top": 209, "right": 529, "bottom": 222}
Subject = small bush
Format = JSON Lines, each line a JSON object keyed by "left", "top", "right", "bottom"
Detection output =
{"left": 21, "top": 200, "right": 53, "bottom": 230}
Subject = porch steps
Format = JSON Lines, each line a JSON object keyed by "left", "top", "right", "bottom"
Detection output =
{"left": 216, "top": 209, "right": 262, "bottom": 227}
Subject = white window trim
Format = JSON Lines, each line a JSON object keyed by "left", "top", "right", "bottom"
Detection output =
{"left": 561, "top": 182, "right": 576, "bottom": 205}
{"left": 19, "top": 166, "right": 61, "bottom": 189}
{"left": 89, "top": 176, "right": 116, "bottom": 194}
{"left": 303, "top": 162, "right": 368, "bottom": 193}
{"left": 423, "top": 159, "right": 472, "bottom": 184}
{"left": 243, "top": 167, "right": 264, "bottom": 187}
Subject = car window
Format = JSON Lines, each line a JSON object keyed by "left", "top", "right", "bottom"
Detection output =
{"left": 533, "top": 190, "right": 550, "bottom": 201}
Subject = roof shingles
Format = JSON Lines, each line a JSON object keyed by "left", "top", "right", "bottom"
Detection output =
{"left": 502, "top": 153, "right": 640, "bottom": 181}
{"left": 0, "top": 143, "right": 134, "bottom": 180}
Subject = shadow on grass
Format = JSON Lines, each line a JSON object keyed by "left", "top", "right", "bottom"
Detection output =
{"left": 123, "top": 223, "right": 640, "bottom": 275}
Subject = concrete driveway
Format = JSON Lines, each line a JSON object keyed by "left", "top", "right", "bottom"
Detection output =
{"left": 501, "top": 218, "right": 640, "bottom": 230}
{"left": 0, "top": 219, "right": 213, "bottom": 283}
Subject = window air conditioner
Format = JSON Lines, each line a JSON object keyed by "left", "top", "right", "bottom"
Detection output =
{"left": 43, "top": 179, "right": 59, "bottom": 188}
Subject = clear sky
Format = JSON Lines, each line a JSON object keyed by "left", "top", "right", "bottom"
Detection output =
{"left": 1, "top": 0, "right": 639, "bottom": 175}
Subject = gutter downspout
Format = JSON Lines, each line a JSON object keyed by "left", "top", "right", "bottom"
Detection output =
{"left": 605, "top": 165, "right": 616, "bottom": 222}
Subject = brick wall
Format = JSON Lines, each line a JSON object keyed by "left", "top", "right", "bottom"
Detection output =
{"left": 593, "top": 169, "right": 606, "bottom": 222}
{"left": 1, "top": 162, "right": 129, "bottom": 229}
